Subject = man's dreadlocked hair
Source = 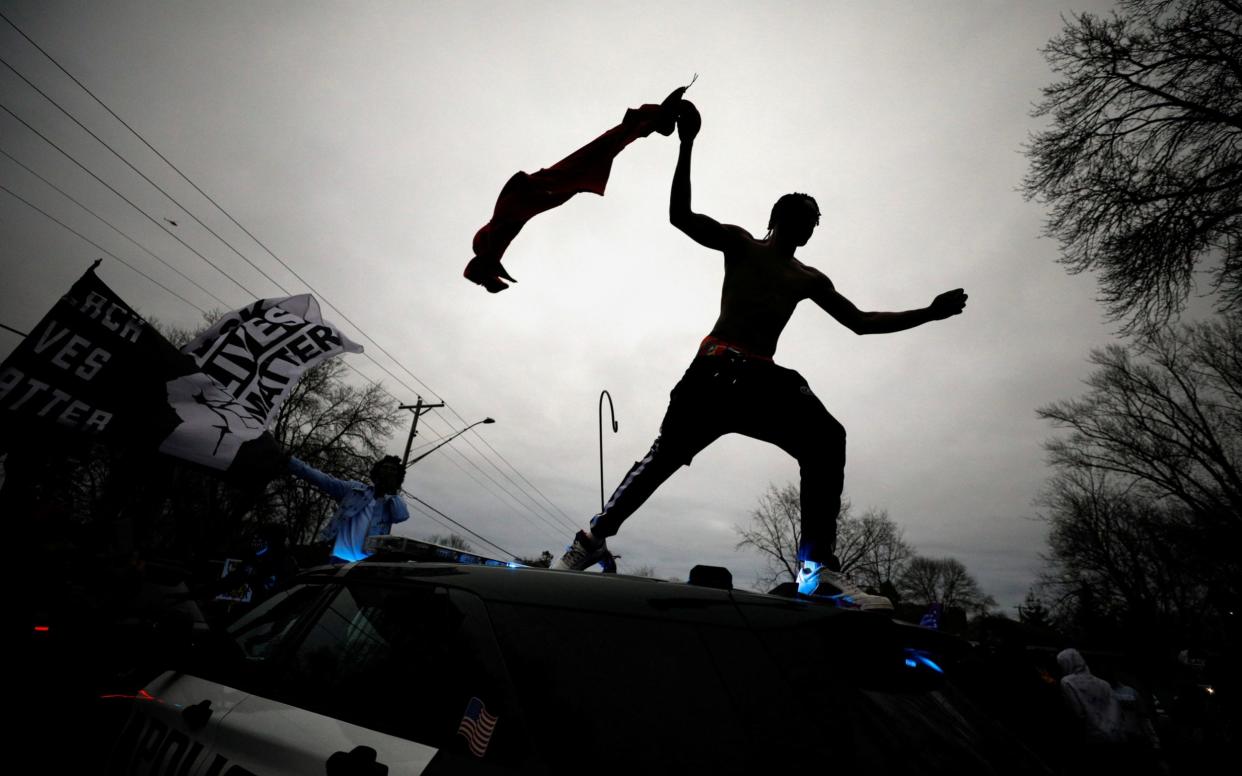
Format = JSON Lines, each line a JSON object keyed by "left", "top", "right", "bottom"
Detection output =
{"left": 767, "top": 193, "right": 821, "bottom": 233}
{"left": 371, "top": 454, "right": 405, "bottom": 483}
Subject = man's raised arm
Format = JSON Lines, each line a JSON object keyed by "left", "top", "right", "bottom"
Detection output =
{"left": 288, "top": 456, "right": 353, "bottom": 501}
{"left": 669, "top": 101, "right": 741, "bottom": 252}
{"left": 812, "top": 276, "right": 968, "bottom": 335}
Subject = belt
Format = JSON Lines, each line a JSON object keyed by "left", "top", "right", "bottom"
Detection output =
{"left": 697, "top": 335, "right": 773, "bottom": 362}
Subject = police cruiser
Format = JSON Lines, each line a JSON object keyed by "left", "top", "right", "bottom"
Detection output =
{"left": 108, "top": 536, "right": 1047, "bottom": 775}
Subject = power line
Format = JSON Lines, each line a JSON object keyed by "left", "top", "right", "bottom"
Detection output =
{"left": 0, "top": 100, "right": 543, "bottom": 560}
{"left": 0, "top": 145, "right": 231, "bottom": 309}
{"left": 0, "top": 182, "right": 210, "bottom": 314}
{"left": 331, "top": 361, "right": 567, "bottom": 536}
{"left": 415, "top": 411, "right": 578, "bottom": 536}
{"left": 343, "top": 347, "right": 575, "bottom": 540}
{"left": 403, "top": 490, "right": 515, "bottom": 559}
{"left": 0, "top": 35, "right": 438, "bottom": 397}
{"left": 339, "top": 360, "right": 569, "bottom": 546}
{"left": 1, "top": 14, "right": 575, "bottom": 543}
{"left": 404, "top": 432, "right": 453, "bottom": 455}
{"left": 291, "top": 360, "right": 529, "bottom": 557}
{"left": 387, "top": 384, "right": 579, "bottom": 534}
{"left": 406, "top": 500, "right": 510, "bottom": 559}
{"left": 2, "top": 90, "right": 541, "bottom": 548}
{"left": 0, "top": 68, "right": 447, "bottom": 429}
{"left": 0, "top": 101, "right": 250, "bottom": 301}
{"left": 0, "top": 89, "right": 536, "bottom": 558}
{"left": 404, "top": 499, "right": 458, "bottom": 537}
{"left": 7, "top": 50, "right": 576, "bottom": 541}
{"left": 326, "top": 358, "right": 560, "bottom": 551}
{"left": 472, "top": 427, "right": 580, "bottom": 524}
{"left": 417, "top": 421, "right": 570, "bottom": 543}
{"left": 2, "top": 106, "right": 568, "bottom": 555}
{"left": 0, "top": 20, "right": 573, "bottom": 533}
{"left": 0, "top": 52, "right": 291, "bottom": 298}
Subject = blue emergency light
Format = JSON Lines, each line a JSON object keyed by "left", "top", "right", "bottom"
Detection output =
{"left": 363, "top": 534, "right": 525, "bottom": 568}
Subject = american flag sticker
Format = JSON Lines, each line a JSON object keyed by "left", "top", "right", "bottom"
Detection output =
{"left": 457, "top": 696, "right": 499, "bottom": 757}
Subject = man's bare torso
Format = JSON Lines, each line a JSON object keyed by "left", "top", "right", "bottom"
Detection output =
{"left": 708, "top": 226, "right": 826, "bottom": 358}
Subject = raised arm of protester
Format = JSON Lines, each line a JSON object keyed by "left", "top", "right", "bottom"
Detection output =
{"left": 287, "top": 456, "right": 354, "bottom": 501}
{"left": 287, "top": 455, "right": 409, "bottom": 562}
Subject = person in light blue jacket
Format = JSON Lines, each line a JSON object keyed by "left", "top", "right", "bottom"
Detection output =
{"left": 288, "top": 455, "right": 409, "bottom": 562}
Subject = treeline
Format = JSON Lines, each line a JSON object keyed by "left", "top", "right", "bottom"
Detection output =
{"left": 1022, "top": 0, "right": 1242, "bottom": 653}
{"left": 735, "top": 483, "right": 995, "bottom": 619}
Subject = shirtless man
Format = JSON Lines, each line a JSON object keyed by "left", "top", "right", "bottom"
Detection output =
{"left": 554, "top": 100, "right": 967, "bottom": 608}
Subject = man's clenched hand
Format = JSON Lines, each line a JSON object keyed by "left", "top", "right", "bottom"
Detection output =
{"left": 678, "top": 100, "right": 701, "bottom": 142}
{"left": 930, "top": 288, "right": 968, "bottom": 320}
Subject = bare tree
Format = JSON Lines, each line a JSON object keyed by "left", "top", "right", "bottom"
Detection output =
{"left": 1023, "top": 0, "right": 1242, "bottom": 333}
{"left": 1037, "top": 467, "right": 1209, "bottom": 639}
{"left": 8, "top": 310, "right": 401, "bottom": 565}
{"left": 264, "top": 358, "right": 402, "bottom": 543}
{"left": 104, "top": 315, "right": 400, "bottom": 551}
{"left": 1037, "top": 316, "right": 1242, "bottom": 533}
{"left": 514, "top": 550, "right": 554, "bottom": 568}
{"left": 840, "top": 507, "right": 914, "bottom": 592}
{"left": 734, "top": 482, "right": 911, "bottom": 589}
{"left": 1036, "top": 314, "right": 1242, "bottom": 640}
{"left": 428, "top": 533, "right": 473, "bottom": 551}
{"left": 734, "top": 482, "right": 806, "bottom": 587}
{"left": 897, "top": 556, "right": 996, "bottom": 616}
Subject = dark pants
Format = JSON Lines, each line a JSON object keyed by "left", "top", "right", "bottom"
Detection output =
{"left": 589, "top": 354, "right": 846, "bottom": 564}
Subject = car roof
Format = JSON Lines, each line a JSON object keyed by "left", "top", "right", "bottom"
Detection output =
{"left": 299, "top": 558, "right": 868, "bottom": 627}
{"left": 295, "top": 537, "right": 961, "bottom": 652}
{"left": 289, "top": 555, "right": 969, "bottom": 685}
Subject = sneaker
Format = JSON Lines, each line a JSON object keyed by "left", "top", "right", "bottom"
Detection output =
{"left": 796, "top": 561, "right": 893, "bottom": 612}
{"left": 553, "top": 530, "right": 611, "bottom": 571}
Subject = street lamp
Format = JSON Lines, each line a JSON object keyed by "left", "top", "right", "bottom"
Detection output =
{"left": 599, "top": 390, "right": 618, "bottom": 512}
{"left": 405, "top": 417, "right": 495, "bottom": 468}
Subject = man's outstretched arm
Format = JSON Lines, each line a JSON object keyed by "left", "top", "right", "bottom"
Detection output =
{"left": 669, "top": 101, "right": 743, "bottom": 252}
{"left": 812, "top": 277, "right": 968, "bottom": 335}
{"left": 288, "top": 457, "right": 353, "bottom": 501}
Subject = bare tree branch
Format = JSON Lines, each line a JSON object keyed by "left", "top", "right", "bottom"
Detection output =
{"left": 1036, "top": 311, "right": 1242, "bottom": 641}
{"left": 734, "top": 483, "right": 912, "bottom": 592}
{"left": 897, "top": 556, "right": 996, "bottom": 615}
{"left": 1024, "top": 0, "right": 1242, "bottom": 334}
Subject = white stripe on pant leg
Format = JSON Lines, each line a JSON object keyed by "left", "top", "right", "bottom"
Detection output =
{"left": 601, "top": 439, "right": 660, "bottom": 513}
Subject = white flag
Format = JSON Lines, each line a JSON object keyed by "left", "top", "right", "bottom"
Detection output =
{"left": 158, "top": 295, "right": 362, "bottom": 469}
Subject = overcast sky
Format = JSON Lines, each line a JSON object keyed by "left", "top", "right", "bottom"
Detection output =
{"left": 0, "top": 0, "right": 1126, "bottom": 611}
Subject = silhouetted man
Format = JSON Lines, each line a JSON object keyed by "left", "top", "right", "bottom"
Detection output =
{"left": 555, "top": 100, "right": 967, "bottom": 609}
{"left": 289, "top": 455, "right": 409, "bottom": 562}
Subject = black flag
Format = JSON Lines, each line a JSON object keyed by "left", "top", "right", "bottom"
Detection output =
{"left": 0, "top": 264, "right": 281, "bottom": 479}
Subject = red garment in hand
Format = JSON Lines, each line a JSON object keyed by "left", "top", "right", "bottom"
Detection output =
{"left": 465, "top": 88, "right": 685, "bottom": 292}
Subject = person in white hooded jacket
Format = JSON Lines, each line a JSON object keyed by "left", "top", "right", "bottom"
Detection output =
{"left": 1057, "top": 647, "right": 1125, "bottom": 745}
{"left": 1056, "top": 647, "right": 1170, "bottom": 775}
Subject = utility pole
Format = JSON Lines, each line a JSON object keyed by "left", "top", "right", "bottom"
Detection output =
{"left": 399, "top": 396, "right": 444, "bottom": 468}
